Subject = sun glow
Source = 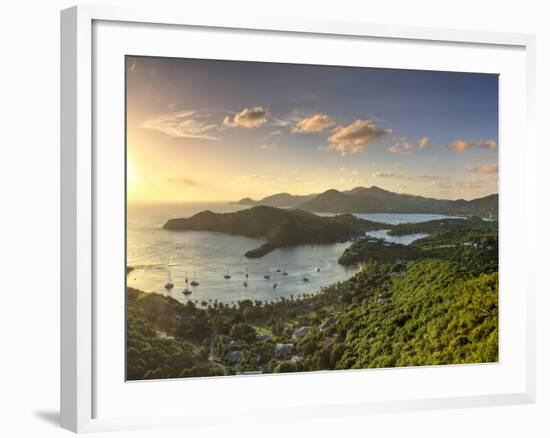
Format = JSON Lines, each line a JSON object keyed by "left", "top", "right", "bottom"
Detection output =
{"left": 127, "top": 159, "right": 144, "bottom": 202}
{"left": 127, "top": 160, "right": 136, "bottom": 186}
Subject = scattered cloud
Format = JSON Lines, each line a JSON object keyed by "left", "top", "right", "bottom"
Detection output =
{"left": 387, "top": 137, "right": 432, "bottom": 154}
{"left": 417, "top": 136, "right": 431, "bottom": 150}
{"left": 448, "top": 139, "right": 497, "bottom": 152}
{"left": 259, "top": 143, "right": 277, "bottom": 150}
{"left": 467, "top": 163, "right": 498, "bottom": 174}
{"left": 393, "top": 162, "right": 401, "bottom": 168}
{"left": 327, "top": 120, "right": 391, "bottom": 155}
{"left": 142, "top": 110, "right": 219, "bottom": 140}
{"left": 371, "top": 171, "right": 440, "bottom": 181}
{"left": 271, "top": 110, "right": 307, "bottom": 129}
{"left": 167, "top": 177, "right": 197, "bottom": 186}
{"left": 436, "top": 175, "right": 492, "bottom": 190}
{"left": 224, "top": 106, "right": 269, "bottom": 128}
{"left": 272, "top": 118, "right": 292, "bottom": 127}
{"left": 351, "top": 169, "right": 360, "bottom": 176}
{"left": 293, "top": 114, "right": 335, "bottom": 133}
{"left": 268, "top": 130, "right": 282, "bottom": 136}
{"left": 371, "top": 171, "right": 402, "bottom": 178}
{"left": 387, "top": 138, "right": 414, "bottom": 155}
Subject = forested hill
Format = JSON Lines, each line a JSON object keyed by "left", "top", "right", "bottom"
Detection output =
{"left": 234, "top": 186, "right": 498, "bottom": 218}
{"left": 128, "top": 212, "right": 498, "bottom": 380}
{"left": 163, "top": 206, "right": 389, "bottom": 257}
{"left": 126, "top": 258, "right": 498, "bottom": 380}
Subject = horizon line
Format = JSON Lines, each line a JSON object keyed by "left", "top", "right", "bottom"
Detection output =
{"left": 127, "top": 185, "right": 498, "bottom": 205}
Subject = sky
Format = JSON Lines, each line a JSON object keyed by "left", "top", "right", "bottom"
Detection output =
{"left": 126, "top": 56, "right": 498, "bottom": 202}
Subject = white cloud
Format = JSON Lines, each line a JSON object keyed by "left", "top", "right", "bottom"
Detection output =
{"left": 417, "top": 136, "right": 431, "bottom": 150}
{"left": 387, "top": 138, "right": 414, "bottom": 155}
{"left": 142, "top": 110, "right": 219, "bottom": 140}
{"left": 224, "top": 106, "right": 269, "bottom": 128}
{"left": 272, "top": 118, "right": 292, "bottom": 127}
{"left": 448, "top": 139, "right": 497, "bottom": 152}
{"left": 293, "top": 114, "right": 334, "bottom": 133}
{"left": 327, "top": 120, "right": 391, "bottom": 155}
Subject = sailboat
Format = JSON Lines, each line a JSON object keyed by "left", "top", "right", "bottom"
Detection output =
{"left": 182, "top": 288, "right": 192, "bottom": 296}
{"left": 164, "top": 270, "right": 174, "bottom": 290}
{"left": 282, "top": 264, "right": 288, "bottom": 276}
{"left": 190, "top": 271, "right": 199, "bottom": 287}
{"left": 224, "top": 268, "right": 231, "bottom": 280}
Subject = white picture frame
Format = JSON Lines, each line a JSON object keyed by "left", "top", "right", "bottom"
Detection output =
{"left": 60, "top": 4, "right": 536, "bottom": 433}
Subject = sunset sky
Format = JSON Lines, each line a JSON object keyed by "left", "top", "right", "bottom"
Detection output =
{"left": 126, "top": 56, "right": 498, "bottom": 203}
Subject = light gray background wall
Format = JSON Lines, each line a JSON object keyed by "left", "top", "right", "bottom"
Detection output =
{"left": 0, "top": 1, "right": 546, "bottom": 436}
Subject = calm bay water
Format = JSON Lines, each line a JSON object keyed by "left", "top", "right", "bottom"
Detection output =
{"left": 127, "top": 202, "right": 458, "bottom": 304}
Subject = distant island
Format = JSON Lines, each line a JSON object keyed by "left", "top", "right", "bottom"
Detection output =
{"left": 233, "top": 186, "right": 498, "bottom": 218}
{"left": 163, "top": 206, "right": 389, "bottom": 257}
{"left": 232, "top": 192, "right": 317, "bottom": 208}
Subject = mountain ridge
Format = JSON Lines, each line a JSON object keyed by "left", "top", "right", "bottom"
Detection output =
{"left": 234, "top": 186, "right": 498, "bottom": 218}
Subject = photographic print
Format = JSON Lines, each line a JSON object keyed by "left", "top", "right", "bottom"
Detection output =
{"left": 125, "top": 56, "right": 498, "bottom": 381}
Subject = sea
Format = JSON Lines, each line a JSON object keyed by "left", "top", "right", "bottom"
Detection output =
{"left": 127, "top": 202, "right": 461, "bottom": 304}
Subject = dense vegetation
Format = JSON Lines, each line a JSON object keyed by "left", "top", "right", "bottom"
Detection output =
{"left": 388, "top": 216, "right": 493, "bottom": 236}
{"left": 127, "top": 217, "right": 498, "bottom": 380}
{"left": 163, "top": 206, "right": 388, "bottom": 257}
{"left": 340, "top": 218, "right": 497, "bottom": 275}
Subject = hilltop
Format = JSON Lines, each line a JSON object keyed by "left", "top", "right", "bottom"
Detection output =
{"left": 234, "top": 186, "right": 498, "bottom": 218}
{"left": 163, "top": 206, "right": 389, "bottom": 257}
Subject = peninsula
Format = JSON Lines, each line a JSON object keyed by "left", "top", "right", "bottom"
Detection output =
{"left": 163, "top": 206, "right": 389, "bottom": 257}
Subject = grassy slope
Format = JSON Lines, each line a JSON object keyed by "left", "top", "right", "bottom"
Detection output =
{"left": 336, "top": 260, "right": 498, "bottom": 369}
{"left": 127, "top": 214, "right": 498, "bottom": 379}
{"left": 127, "top": 256, "right": 498, "bottom": 379}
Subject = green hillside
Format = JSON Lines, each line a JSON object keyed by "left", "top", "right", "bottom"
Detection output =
{"left": 163, "top": 206, "right": 388, "bottom": 257}
{"left": 127, "top": 214, "right": 498, "bottom": 379}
